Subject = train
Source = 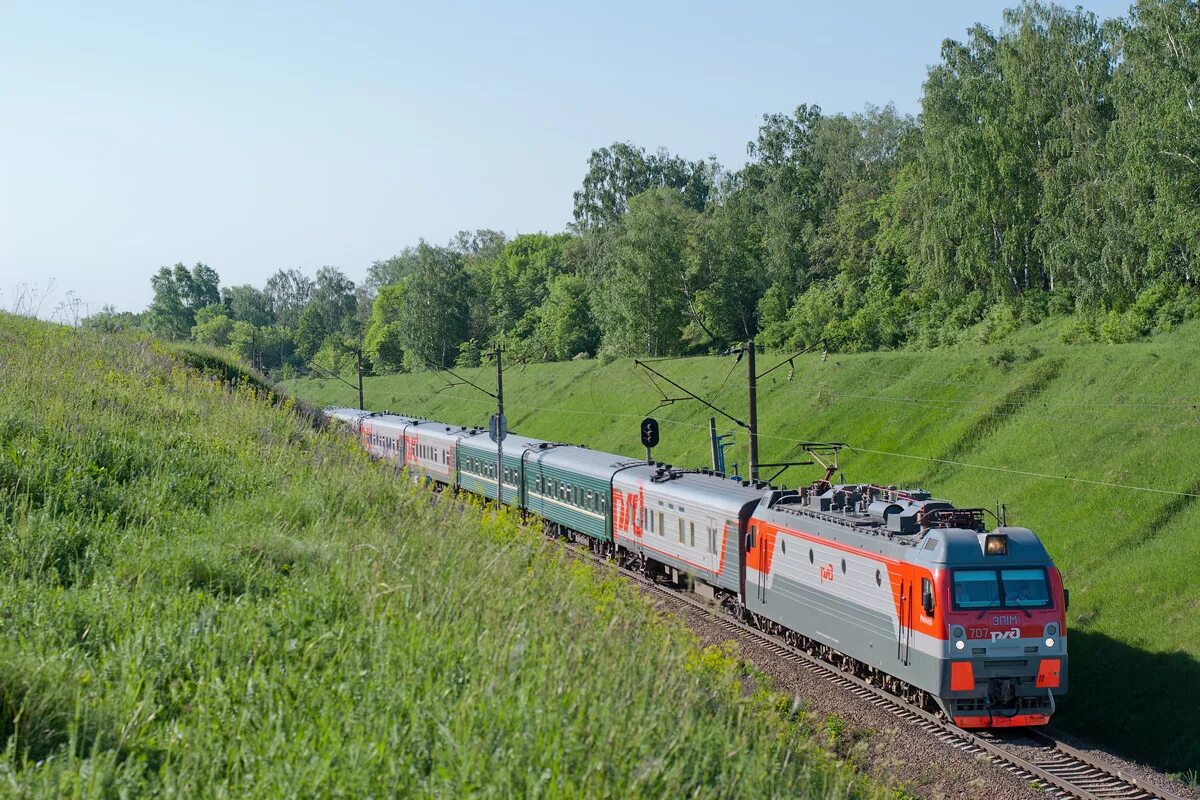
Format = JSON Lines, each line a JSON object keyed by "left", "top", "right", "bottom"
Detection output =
{"left": 326, "top": 406, "right": 1067, "bottom": 728}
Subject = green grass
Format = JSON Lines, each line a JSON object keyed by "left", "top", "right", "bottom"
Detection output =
{"left": 0, "top": 313, "right": 886, "bottom": 798}
{"left": 287, "top": 318, "right": 1200, "bottom": 772}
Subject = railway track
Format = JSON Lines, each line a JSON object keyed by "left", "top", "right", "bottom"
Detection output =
{"left": 562, "top": 540, "right": 1186, "bottom": 800}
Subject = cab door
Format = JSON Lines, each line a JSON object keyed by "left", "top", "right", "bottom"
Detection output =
{"left": 897, "top": 576, "right": 913, "bottom": 667}
{"left": 706, "top": 516, "right": 718, "bottom": 574}
{"left": 747, "top": 522, "right": 767, "bottom": 605}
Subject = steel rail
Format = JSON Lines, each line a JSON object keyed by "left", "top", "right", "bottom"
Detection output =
{"left": 559, "top": 541, "right": 1187, "bottom": 800}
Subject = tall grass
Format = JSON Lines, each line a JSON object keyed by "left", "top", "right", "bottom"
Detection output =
{"left": 287, "top": 318, "right": 1200, "bottom": 772}
{"left": 0, "top": 315, "right": 881, "bottom": 798}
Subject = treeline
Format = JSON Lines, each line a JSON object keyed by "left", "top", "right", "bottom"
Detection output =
{"left": 91, "top": 0, "right": 1200, "bottom": 374}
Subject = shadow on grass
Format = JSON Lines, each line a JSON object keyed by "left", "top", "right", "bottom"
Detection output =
{"left": 1056, "top": 628, "right": 1199, "bottom": 772}
{"left": 169, "top": 343, "right": 325, "bottom": 426}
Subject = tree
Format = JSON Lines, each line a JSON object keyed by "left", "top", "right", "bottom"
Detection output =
{"left": 82, "top": 305, "right": 141, "bottom": 333}
{"left": 192, "top": 314, "right": 234, "bottom": 347}
{"left": 573, "top": 143, "right": 718, "bottom": 229}
{"left": 364, "top": 251, "right": 420, "bottom": 294}
{"left": 293, "top": 266, "right": 359, "bottom": 364}
{"left": 450, "top": 229, "right": 507, "bottom": 259}
{"left": 688, "top": 190, "right": 766, "bottom": 345}
{"left": 312, "top": 267, "right": 357, "bottom": 330}
{"left": 146, "top": 265, "right": 188, "bottom": 339}
{"left": 363, "top": 284, "right": 408, "bottom": 372}
{"left": 177, "top": 262, "right": 220, "bottom": 310}
{"left": 740, "top": 104, "right": 826, "bottom": 315}
{"left": 592, "top": 188, "right": 696, "bottom": 356}
{"left": 295, "top": 305, "right": 325, "bottom": 364}
{"left": 264, "top": 269, "right": 315, "bottom": 329}
{"left": 145, "top": 262, "right": 220, "bottom": 339}
{"left": 395, "top": 244, "right": 471, "bottom": 370}
{"left": 910, "top": 4, "right": 1115, "bottom": 301}
{"left": 1106, "top": 0, "right": 1200, "bottom": 290}
{"left": 486, "top": 233, "right": 575, "bottom": 337}
{"left": 538, "top": 274, "right": 598, "bottom": 359}
{"left": 193, "top": 302, "right": 226, "bottom": 327}
{"left": 222, "top": 284, "right": 274, "bottom": 327}
{"left": 257, "top": 326, "right": 296, "bottom": 372}
{"left": 452, "top": 229, "right": 507, "bottom": 348}
{"left": 229, "top": 321, "right": 261, "bottom": 366}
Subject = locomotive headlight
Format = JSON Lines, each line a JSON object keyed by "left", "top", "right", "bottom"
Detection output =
{"left": 950, "top": 625, "right": 966, "bottom": 651}
{"left": 1043, "top": 623, "right": 1058, "bottom": 648}
{"left": 1045, "top": 637, "right": 1055, "bottom": 648}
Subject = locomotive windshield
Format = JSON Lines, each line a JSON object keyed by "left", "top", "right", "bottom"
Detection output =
{"left": 952, "top": 568, "right": 1051, "bottom": 610}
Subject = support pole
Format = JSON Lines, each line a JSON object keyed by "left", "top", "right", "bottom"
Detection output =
{"left": 709, "top": 417, "right": 719, "bottom": 471}
{"left": 357, "top": 347, "right": 365, "bottom": 411}
{"left": 495, "top": 345, "right": 504, "bottom": 504}
{"left": 747, "top": 339, "right": 759, "bottom": 482}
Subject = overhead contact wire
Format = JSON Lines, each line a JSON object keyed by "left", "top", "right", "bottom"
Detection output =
{"left": 334, "top": 372, "right": 1200, "bottom": 499}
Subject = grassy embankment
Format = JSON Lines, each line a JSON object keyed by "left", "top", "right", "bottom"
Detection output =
{"left": 0, "top": 313, "right": 889, "bottom": 798}
{"left": 288, "top": 318, "right": 1200, "bottom": 774}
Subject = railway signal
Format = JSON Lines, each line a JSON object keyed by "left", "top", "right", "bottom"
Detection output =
{"left": 640, "top": 417, "right": 659, "bottom": 463}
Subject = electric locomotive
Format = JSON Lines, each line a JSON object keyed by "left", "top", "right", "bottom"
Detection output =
{"left": 746, "top": 484, "right": 1065, "bottom": 727}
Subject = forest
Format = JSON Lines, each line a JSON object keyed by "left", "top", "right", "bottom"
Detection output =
{"left": 88, "top": 0, "right": 1200, "bottom": 376}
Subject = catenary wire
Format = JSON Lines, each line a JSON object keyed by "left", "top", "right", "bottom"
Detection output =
{"left": 328, "top": 380, "right": 1200, "bottom": 500}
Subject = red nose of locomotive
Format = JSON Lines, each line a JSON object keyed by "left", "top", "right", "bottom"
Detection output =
{"left": 937, "top": 530, "right": 1067, "bottom": 728}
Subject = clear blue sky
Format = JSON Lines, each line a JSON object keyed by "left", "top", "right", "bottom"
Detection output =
{"left": 0, "top": 0, "right": 1133, "bottom": 316}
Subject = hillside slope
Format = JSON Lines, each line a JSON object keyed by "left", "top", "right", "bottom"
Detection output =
{"left": 0, "top": 314, "right": 881, "bottom": 798}
{"left": 288, "top": 319, "right": 1200, "bottom": 772}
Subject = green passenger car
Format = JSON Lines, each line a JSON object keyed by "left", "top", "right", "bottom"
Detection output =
{"left": 522, "top": 445, "right": 635, "bottom": 543}
{"left": 456, "top": 431, "right": 545, "bottom": 506}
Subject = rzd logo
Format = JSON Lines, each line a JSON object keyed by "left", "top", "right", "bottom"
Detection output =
{"left": 989, "top": 627, "right": 1021, "bottom": 642}
{"left": 612, "top": 487, "right": 645, "bottom": 537}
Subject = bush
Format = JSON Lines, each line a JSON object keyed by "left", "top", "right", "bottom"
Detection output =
{"left": 1016, "top": 289, "right": 1052, "bottom": 324}
{"left": 987, "top": 344, "right": 1041, "bottom": 370}
{"left": 454, "top": 338, "right": 483, "bottom": 368}
{"left": 987, "top": 346, "right": 1018, "bottom": 368}
{"left": 974, "top": 303, "right": 1019, "bottom": 346}
{"left": 1150, "top": 285, "right": 1200, "bottom": 333}
{"left": 1100, "top": 309, "right": 1143, "bottom": 344}
{"left": 365, "top": 321, "right": 406, "bottom": 373}
{"left": 1060, "top": 315, "right": 1100, "bottom": 344}
{"left": 1048, "top": 288, "right": 1077, "bottom": 316}
{"left": 785, "top": 282, "right": 844, "bottom": 349}
{"left": 944, "top": 290, "right": 988, "bottom": 332}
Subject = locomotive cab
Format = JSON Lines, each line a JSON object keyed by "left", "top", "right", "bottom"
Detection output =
{"left": 928, "top": 527, "right": 1067, "bottom": 728}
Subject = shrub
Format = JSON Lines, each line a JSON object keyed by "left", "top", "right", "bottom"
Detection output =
{"left": 1048, "top": 288, "right": 1077, "bottom": 315}
{"left": 1100, "top": 309, "right": 1144, "bottom": 344}
{"left": 975, "top": 303, "right": 1019, "bottom": 345}
{"left": 1016, "top": 289, "right": 1052, "bottom": 324}
{"left": 1060, "top": 315, "right": 1100, "bottom": 344}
